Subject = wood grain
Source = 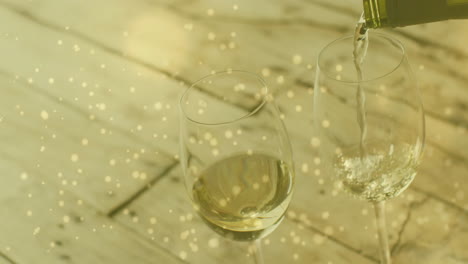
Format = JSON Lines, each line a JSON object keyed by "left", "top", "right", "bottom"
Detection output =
{"left": 0, "top": 0, "right": 467, "bottom": 263}
{"left": 0, "top": 151, "right": 183, "bottom": 264}
{"left": 114, "top": 166, "right": 377, "bottom": 264}
{"left": 0, "top": 71, "right": 176, "bottom": 214}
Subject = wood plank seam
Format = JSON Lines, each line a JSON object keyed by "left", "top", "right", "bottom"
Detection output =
{"left": 158, "top": 2, "right": 348, "bottom": 33}
{"left": 107, "top": 161, "right": 179, "bottom": 217}
{"left": 0, "top": 69, "right": 173, "bottom": 157}
{"left": 288, "top": 216, "right": 379, "bottom": 263}
{"left": 0, "top": 252, "right": 17, "bottom": 264}
{"left": 119, "top": 226, "right": 188, "bottom": 264}
{"left": 0, "top": 1, "right": 188, "bottom": 88}
{"left": 411, "top": 186, "right": 468, "bottom": 217}
{"left": 390, "top": 197, "right": 430, "bottom": 255}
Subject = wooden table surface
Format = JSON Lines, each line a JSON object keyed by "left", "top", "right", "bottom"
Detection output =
{"left": 1, "top": 0, "right": 467, "bottom": 263}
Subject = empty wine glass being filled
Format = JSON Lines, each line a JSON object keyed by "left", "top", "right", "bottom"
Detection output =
{"left": 179, "top": 70, "right": 295, "bottom": 264}
{"left": 313, "top": 34, "right": 425, "bottom": 264}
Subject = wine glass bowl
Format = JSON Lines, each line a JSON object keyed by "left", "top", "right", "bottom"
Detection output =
{"left": 179, "top": 70, "right": 295, "bottom": 243}
{"left": 314, "top": 33, "right": 425, "bottom": 264}
{"left": 314, "top": 34, "right": 425, "bottom": 202}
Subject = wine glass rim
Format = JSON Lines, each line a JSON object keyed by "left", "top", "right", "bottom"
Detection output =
{"left": 179, "top": 70, "right": 269, "bottom": 126}
{"left": 317, "top": 33, "right": 406, "bottom": 84}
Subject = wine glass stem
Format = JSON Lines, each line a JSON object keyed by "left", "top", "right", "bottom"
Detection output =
{"left": 373, "top": 201, "right": 392, "bottom": 264}
{"left": 252, "top": 239, "right": 264, "bottom": 264}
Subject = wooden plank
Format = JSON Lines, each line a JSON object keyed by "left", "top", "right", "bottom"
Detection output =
{"left": 391, "top": 198, "right": 468, "bottom": 263}
{"left": 0, "top": 5, "right": 188, "bottom": 215}
{"left": 416, "top": 143, "right": 468, "bottom": 211}
{"left": 0, "top": 259, "right": 13, "bottom": 264}
{"left": 0, "top": 4, "right": 184, "bottom": 157}
{"left": 0, "top": 160, "right": 183, "bottom": 264}
{"left": 0, "top": 255, "right": 15, "bottom": 264}
{"left": 1, "top": 0, "right": 467, "bottom": 262}
{"left": 0, "top": 66, "right": 176, "bottom": 215}
{"left": 114, "top": 165, "right": 376, "bottom": 264}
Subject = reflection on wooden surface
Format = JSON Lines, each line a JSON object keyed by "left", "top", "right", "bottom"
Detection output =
{"left": 0, "top": 0, "right": 467, "bottom": 263}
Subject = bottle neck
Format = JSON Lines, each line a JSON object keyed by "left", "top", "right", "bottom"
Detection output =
{"left": 363, "top": 0, "right": 388, "bottom": 28}
{"left": 363, "top": 0, "right": 468, "bottom": 28}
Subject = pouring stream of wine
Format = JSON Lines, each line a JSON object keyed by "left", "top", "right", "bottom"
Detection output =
{"left": 354, "top": 14, "right": 369, "bottom": 160}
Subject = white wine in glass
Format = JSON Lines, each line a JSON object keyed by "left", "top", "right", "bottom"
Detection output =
{"left": 192, "top": 153, "right": 294, "bottom": 241}
{"left": 179, "top": 70, "right": 295, "bottom": 263}
{"left": 314, "top": 34, "right": 425, "bottom": 264}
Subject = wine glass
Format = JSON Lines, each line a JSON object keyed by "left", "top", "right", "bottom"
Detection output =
{"left": 313, "top": 34, "right": 425, "bottom": 264}
{"left": 179, "top": 70, "right": 295, "bottom": 263}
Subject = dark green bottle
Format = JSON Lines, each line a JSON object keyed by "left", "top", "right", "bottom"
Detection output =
{"left": 363, "top": 0, "right": 468, "bottom": 28}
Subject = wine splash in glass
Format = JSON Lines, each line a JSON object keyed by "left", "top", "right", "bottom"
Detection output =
{"left": 314, "top": 31, "right": 425, "bottom": 264}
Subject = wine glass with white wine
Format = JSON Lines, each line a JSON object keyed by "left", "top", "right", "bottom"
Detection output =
{"left": 313, "top": 34, "right": 425, "bottom": 264}
{"left": 179, "top": 70, "right": 295, "bottom": 263}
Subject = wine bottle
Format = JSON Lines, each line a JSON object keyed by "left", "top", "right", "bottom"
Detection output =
{"left": 363, "top": 0, "right": 468, "bottom": 28}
